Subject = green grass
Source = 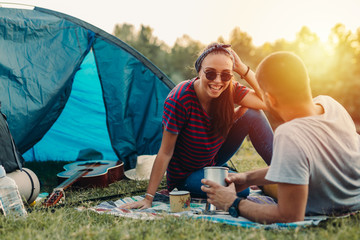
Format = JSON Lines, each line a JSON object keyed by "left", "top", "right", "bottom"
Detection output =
{"left": 1, "top": 139, "right": 359, "bottom": 240}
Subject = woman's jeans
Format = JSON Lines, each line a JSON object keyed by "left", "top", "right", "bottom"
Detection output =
{"left": 177, "top": 109, "right": 273, "bottom": 198}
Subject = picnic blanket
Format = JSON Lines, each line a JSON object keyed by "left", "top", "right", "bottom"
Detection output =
{"left": 78, "top": 189, "right": 341, "bottom": 230}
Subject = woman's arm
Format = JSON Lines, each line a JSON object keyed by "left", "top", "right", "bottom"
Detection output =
{"left": 240, "top": 90, "right": 267, "bottom": 110}
{"left": 120, "top": 129, "right": 178, "bottom": 209}
{"left": 144, "top": 130, "right": 178, "bottom": 200}
{"left": 230, "top": 49, "right": 267, "bottom": 110}
{"left": 231, "top": 49, "right": 263, "bottom": 100}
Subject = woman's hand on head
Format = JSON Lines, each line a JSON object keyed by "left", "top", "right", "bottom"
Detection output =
{"left": 118, "top": 198, "right": 152, "bottom": 210}
{"left": 230, "top": 49, "right": 246, "bottom": 75}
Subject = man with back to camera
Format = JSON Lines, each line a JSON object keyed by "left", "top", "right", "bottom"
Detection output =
{"left": 201, "top": 51, "right": 360, "bottom": 223}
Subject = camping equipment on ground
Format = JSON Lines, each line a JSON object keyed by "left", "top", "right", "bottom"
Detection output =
{"left": 7, "top": 168, "right": 40, "bottom": 204}
{"left": 0, "top": 165, "right": 27, "bottom": 217}
{"left": 44, "top": 160, "right": 124, "bottom": 207}
{"left": 124, "top": 155, "right": 157, "bottom": 180}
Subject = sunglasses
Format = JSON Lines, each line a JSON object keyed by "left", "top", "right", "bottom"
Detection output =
{"left": 203, "top": 70, "right": 233, "bottom": 82}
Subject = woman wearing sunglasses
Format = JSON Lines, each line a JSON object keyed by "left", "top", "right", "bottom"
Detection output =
{"left": 121, "top": 43, "right": 273, "bottom": 210}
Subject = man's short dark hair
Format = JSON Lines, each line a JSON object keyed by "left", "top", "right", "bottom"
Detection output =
{"left": 256, "top": 52, "right": 311, "bottom": 103}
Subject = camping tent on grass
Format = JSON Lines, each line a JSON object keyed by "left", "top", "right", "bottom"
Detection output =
{"left": 0, "top": 6, "right": 175, "bottom": 170}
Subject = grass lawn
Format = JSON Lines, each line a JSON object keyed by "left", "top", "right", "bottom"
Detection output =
{"left": 1, "top": 140, "right": 359, "bottom": 240}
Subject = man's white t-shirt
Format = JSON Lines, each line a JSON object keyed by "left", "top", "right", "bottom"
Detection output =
{"left": 266, "top": 95, "right": 360, "bottom": 215}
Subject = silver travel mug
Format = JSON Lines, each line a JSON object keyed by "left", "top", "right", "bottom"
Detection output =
{"left": 204, "top": 166, "right": 228, "bottom": 213}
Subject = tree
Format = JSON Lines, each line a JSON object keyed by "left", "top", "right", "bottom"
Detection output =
{"left": 329, "top": 24, "right": 360, "bottom": 120}
{"left": 229, "top": 27, "right": 256, "bottom": 68}
{"left": 113, "top": 23, "right": 136, "bottom": 43}
{"left": 168, "top": 35, "right": 204, "bottom": 83}
{"left": 292, "top": 27, "right": 334, "bottom": 96}
{"left": 111, "top": 22, "right": 360, "bottom": 128}
{"left": 113, "top": 23, "right": 171, "bottom": 78}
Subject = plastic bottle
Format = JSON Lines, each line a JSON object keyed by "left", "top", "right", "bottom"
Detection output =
{"left": 0, "top": 165, "right": 27, "bottom": 217}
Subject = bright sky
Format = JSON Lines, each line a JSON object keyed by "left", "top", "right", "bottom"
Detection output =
{"left": 0, "top": 0, "right": 359, "bottom": 46}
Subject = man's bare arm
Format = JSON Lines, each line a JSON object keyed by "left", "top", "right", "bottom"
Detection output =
{"left": 238, "top": 183, "right": 308, "bottom": 224}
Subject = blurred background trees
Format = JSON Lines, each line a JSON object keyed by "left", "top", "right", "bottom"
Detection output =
{"left": 113, "top": 23, "right": 360, "bottom": 129}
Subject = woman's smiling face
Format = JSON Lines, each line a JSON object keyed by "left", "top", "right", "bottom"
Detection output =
{"left": 199, "top": 52, "right": 233, "bottom": 99}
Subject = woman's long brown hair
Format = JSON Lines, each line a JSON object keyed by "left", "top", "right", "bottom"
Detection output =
{"left": 198, "top": 44, "right": 235, "bottom": 138}
{"left": 209, "top": 76, "right": 234, "bottom": 137}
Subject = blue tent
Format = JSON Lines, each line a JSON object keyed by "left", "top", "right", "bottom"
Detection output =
{"left": 0, "top": 6, "right": 175, "bottom": 170}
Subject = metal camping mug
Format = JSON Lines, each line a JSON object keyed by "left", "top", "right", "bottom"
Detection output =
{"left": 169, "top": 190, "right": 191, "bottom": 212}
{"left": 204, "top": 166, "right": 229, "bottom": 213}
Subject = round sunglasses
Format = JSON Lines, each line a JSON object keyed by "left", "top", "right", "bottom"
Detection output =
{"left": 203, "top": 70, "right": 233, "bottom": 82}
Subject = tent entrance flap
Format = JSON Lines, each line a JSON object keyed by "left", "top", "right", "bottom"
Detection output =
{"left": 23, "top": 51, "right": 118, "bottom": 161}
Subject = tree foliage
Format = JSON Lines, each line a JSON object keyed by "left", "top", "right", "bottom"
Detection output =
{"left": 113, "top": 23, "right": 360, "bottom": 125}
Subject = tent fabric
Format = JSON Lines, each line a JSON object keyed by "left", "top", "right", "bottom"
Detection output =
{"left": 0, "top": 7, "right": 175, "bottom": 170}
{"left": 22, "top": 50, "right": 118, "bottom": 162}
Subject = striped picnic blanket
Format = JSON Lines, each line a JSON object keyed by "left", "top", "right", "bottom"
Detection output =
{"left": 78, "top": 189, "right": 337, "bottom": 229}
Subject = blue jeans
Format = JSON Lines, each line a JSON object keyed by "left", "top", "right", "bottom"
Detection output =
{"left": 177, "top": 109, "right": 273, "bottom": 198}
